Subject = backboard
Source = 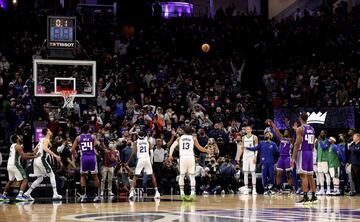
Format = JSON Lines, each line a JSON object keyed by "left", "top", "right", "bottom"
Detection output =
{"left": 33, "top": 59, "right": 96, "bottom": 97}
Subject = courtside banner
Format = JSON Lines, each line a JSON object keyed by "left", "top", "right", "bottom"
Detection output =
{"left": 274, "top": 107, "right": 355, "bottom": 129}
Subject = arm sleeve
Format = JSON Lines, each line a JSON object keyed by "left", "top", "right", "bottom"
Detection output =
{"left": 270, "top": 127, "right": 280, "bottom": 142}
{"left": 246, "top": 143, "right": 259, "bottom": 151}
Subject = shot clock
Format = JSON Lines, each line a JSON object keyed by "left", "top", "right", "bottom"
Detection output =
{"left": 47, "top": 16, "right": 76, "bottom": 49}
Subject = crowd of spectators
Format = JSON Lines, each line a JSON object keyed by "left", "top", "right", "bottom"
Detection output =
{"left": 0, "top": 2, "right": 360, "bottom": 195}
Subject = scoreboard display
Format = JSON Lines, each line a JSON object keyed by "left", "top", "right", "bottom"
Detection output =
{"left": 47, "top": 16, "right": 76, "bottom": 49}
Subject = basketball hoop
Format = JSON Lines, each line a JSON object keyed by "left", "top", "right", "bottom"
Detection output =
{"left": 60, "top": 90, "right": 77, "bottom": 108}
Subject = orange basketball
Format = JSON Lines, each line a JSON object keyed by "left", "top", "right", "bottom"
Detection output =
{"left": 201, "top": 43, "right": 210, "bottom": 53}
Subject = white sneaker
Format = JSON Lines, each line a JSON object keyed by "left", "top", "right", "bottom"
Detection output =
{"left": 154, "top": 191, "right": 161, "bottom": 199}
{"left": 80, "top": 194, "right": 87, "bottom": 202}
{"left": 326, "top": 189, "right": 331, "bottom": 195}
{"left": 252, "top": 189, "right": 257, "bottom": 196}
{"left": 243, "top": 188, "right": 249, "bottom": 195}
{"left": 100, "top": 192, "right": 104, "bottom": 196}
{"left": 330, "top": 190, "right": 340, "bottom": 196}
{"left": 333, "top": 189, "right": 341, "bottom": 196}
{"left": 108, "top": 192, "right": 114, "bottom": 196}
{"left": 93, "top": 195, "right": 101, "bottom": 202}
{"left": 23, "top": 193, "right": 34, "bottom": 201}
{"left": 203, "top": 191, "right": 209, "bottom": 195}
{"left": 316, "top": 189, "right": 325, "bottom": 195}
{"left": 129, "top": 190, "right": 135, "bottom": 199}
{"left": 53, "top": 194, "right": 62, "bottom": 199}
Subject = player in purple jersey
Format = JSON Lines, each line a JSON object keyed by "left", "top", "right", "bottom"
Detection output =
{"left": 291, "top": 113, "right": 318, "bottom": 204}
{"left": 267, "top": 119, "right": 294, "bottom": 193}
{"left": 71, "top": 124, "right": 100, "bottom": 202}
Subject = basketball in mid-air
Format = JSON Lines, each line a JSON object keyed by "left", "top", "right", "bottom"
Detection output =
{"left": 201, "top": 43, "right": 210, "bottom": 53}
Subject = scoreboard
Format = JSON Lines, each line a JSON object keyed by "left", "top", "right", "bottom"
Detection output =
{"left": 47, "top": 16, "right": 76, "bottom": 49}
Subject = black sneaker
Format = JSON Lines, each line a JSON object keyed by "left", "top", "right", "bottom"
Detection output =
{"left": 295, "top": 196, "right": 310, "bottom": 205}
{"left": 310, "top": 195, "right": 318, "bottom": 204}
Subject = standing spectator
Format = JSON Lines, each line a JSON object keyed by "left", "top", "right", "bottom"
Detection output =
{"left": 97, "top": 90, "right": 108, "bottom": 111}
{"left": 336, "top": 84, "right": 348, "bottom": 106}
{"left": 212, "top": 107, "right": 225, "bottom": 124}
{"left": 121, "top": 141, "right": 136, "bottom": 168}
{"left": 204, "top": 138, "right": 219, "bottom": 165}
{"left": 346, "top": 129, "right": 357, "bottom": 196}
{"left": 152, "top": 138, "right": 167, "bottom": 194}
{"left": 101, "top": 140, "right": 120, "bottom": 197}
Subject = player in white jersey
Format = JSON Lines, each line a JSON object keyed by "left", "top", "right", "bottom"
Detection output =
{"left": 169, "top": 126, "right": 210, "bottom": 201}
{"left": 0, "top": 134, "right": 38, "bottom": 202}
{"left": 238, "top": 126, "right": 258, "bottom": 195}
{"left": 24, "top": 128, "right": 62, "bottom": 200}
{"left": 127, "top": 131, "right": 161, "bottom": 200}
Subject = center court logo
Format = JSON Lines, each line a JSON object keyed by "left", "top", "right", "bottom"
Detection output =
{"left": 306, "top": 112, "right": 327, "bottom": 124}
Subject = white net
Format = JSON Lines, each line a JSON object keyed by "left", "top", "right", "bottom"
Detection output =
{"left": 60, "top": 90, "right": 77, "bottom": 108}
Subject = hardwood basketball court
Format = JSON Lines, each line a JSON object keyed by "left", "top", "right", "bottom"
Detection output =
{"left": 1, "top": 195, "right": 360, "bottom": 221}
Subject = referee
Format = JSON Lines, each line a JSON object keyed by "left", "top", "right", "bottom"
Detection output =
{"left": 153, "top": 138, "right": 168, "bottom": 194}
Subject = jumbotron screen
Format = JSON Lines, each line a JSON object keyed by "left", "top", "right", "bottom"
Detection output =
{"left": 47, "top": 16, "right": 76, "bottom": 49}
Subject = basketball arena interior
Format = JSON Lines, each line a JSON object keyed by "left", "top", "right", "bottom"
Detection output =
{"left": 1, "top": 0, "right": 360, "bottom": 221}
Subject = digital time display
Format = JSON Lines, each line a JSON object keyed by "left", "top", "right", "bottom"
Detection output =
{"left": 47, "top": 16, "right": 76, "bottom": 49}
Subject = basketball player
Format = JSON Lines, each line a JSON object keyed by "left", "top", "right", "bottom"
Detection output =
{"left": 267, "top": 120, "right": 294, "bottom": 193}
{"left": 328, "top": 137, "right": 341, "bottom": 196}
{"left": 24, "top": 128, "right": 62, "bottom": 200}
{"left": 315, "top": 130, "right": 331, "bottom": 195}
{"left": 291, "top": 113, "right": 318, "bottom": 204}
{"left": 169, "top": 126, "right": 210, "bottom": 201}
{"left": 71, "top": 124, "right": 101, "bottom": 202}
{"left": 0, "top": 134, "right": 38, "bottom": 202}
{"left": 126, "top": 131, "right": 161, "bottom": 200}
{"left": 238, "top": 126, "right": 258, "bottom": 195}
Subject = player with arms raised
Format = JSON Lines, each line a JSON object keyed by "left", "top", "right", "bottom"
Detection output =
{"left": 291, "top": 113, "right": 318, "bottom": 204}
{"left": 71, "top": 124, "right": 101, "bottom": 202}
{"left": 267, "top": 119, "right": 294, "bottom": 193}
{"left": 169, "top": 126, "right": 210, "bottom": 201}
{"left": 126, "top": 131, "right": 161, "bottom": 200}
{"left": 24, "top": 128, "right": 62, "bottom": 200}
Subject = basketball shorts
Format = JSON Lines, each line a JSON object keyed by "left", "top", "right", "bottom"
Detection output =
{"left": 135, "top": 158, "right": 153, "bottom": 175}
{"left": 33, "top": 157, "right": 53, "bottom": 177}
{"left": 7, "top": 164, "right": 27, "bottom": 181}
{"left": 296, "top": 150, "right": 313, "bottom": 175}
{"left": 81, "top": 155, "right": 98, "bottom": 174}
{"left": 242, "top": 155, "right": 256, "bottom": 172}
{"left": 317, "top": 162, "right": 329, "bottom": 173}
{"left": 180, "top": 155, "right": 195, "bottom": 175}
{"left": 276, "top": 156, "right": 291, "bottom": 171}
